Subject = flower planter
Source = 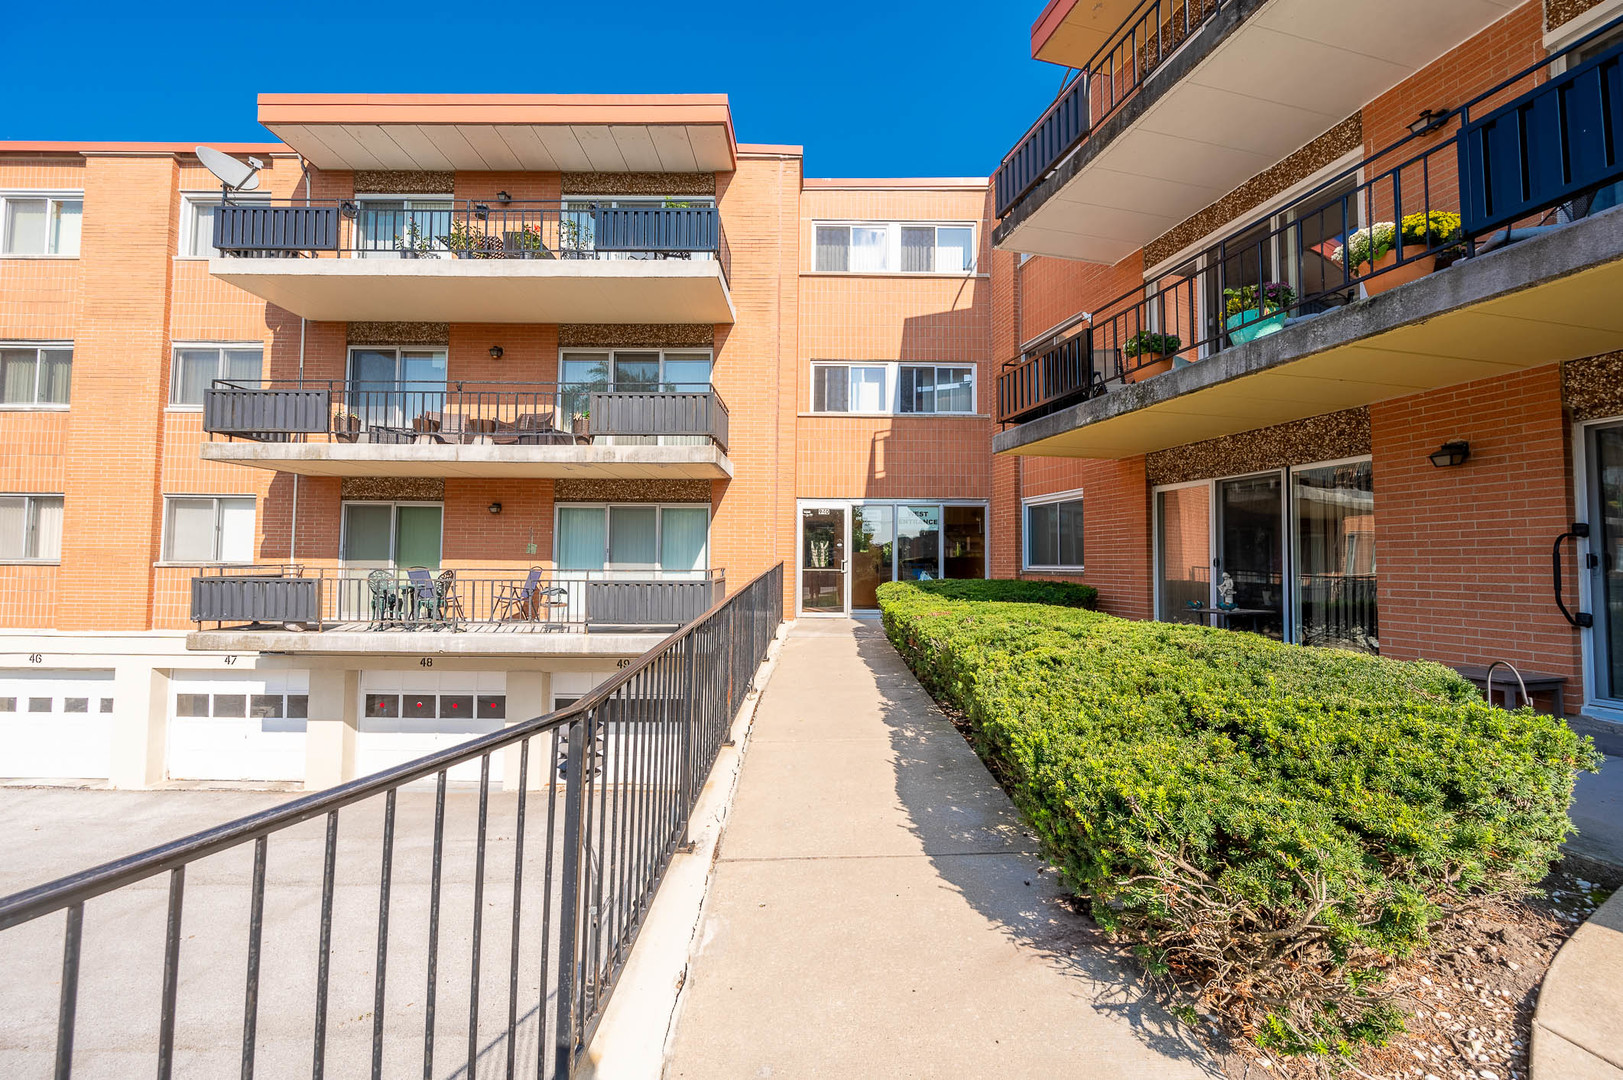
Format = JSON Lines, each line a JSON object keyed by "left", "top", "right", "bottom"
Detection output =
{"left": 571, "top": 416, "right": 590, "bottom": 437}
{"left": 1359, "top": 249, "right": 1436, "bottom": 297}
{"left": 334, "top": 418, "right": 361, "bottom": 443}
{"left": 1124, "top": 352, "right": 1174, "bottom": 384}
{"left": 1226, "top": 308, "right": 1288, "bottom": 345}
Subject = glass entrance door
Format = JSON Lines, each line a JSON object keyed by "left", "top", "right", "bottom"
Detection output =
{"left": 1216, "top": 474, "right": 1285, "bottom": 639}
{"left": 800, "top": 507, "right": 847, "bottom": 614}
{"left": 1588, "top": 424, "right": 1623, "bottom": 701}
{"left": 1156, "top": 484, "right": 1212, "bottom": 622}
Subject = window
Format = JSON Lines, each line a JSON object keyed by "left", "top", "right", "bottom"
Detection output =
{"left": 557, "top": 349, "right": 714, "bottom": 421}
{"left": 162, "top": 496, "right": 255, "bottom": 563}
{"left": 556, "top": 504, "right": 710, "bottom": 575}
{"left": 0, "top": 495, "right": 63, "bottom": 561}
{"left": 340, "top": 502, "right": 443, "bottom": 568}
{"left": 181, "top": 194, "right": 272, "bottom": 258}
{"left": 813, "top": 222, "right": 977, "bottom": 273}
{"left": 171, "top": 345, "right": 262, "bottom": 406}
{"left": 0, "top": 345, "right": 71, "bottom": 407}
{"left": 811, "top": 362, "right": 976, "bottom": 414}
{"left": 1024, "top": 494, "right": 1084, "bottom": 571}
{"left": 1, "top": 195, "right": 81, "bottom": 256}
{"left": 354, "top": 196, "right": 455, "bottom": 257}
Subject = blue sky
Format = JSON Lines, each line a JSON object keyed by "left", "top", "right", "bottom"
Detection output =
{"left": 7, "top": 1, "right": 1068, "bottom": 179}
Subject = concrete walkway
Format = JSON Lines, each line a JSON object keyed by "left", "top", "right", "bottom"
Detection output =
{"left": 665, "top": 619, "right": 1213, "bottom": 1079}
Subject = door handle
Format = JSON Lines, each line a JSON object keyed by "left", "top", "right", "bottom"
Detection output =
{"left": 1553, "top": 522, "right": 1594, "bottom": 629}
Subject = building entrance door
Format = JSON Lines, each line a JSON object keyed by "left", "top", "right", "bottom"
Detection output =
{"left": 1586, "top": 423, "right": 1623, "bottom": 705}
{"left": 800, "top": 506, "right": 847, "bottom": 614}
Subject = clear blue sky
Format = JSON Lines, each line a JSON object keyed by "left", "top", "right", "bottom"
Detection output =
{"left": 7, "top": 0, "right": 1070, "bottom": 179}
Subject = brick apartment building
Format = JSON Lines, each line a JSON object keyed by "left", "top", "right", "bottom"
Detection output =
{"left": 7, "top": 0, "right": 1623, "bottom": 792}
{"left": 989, "top": 0, "right": 1623, "bottom": 739}
{"left": 0, "top": 97, "right": 993, "bottom": 788}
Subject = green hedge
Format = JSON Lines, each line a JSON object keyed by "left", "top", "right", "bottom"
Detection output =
{"left": 891, "top": 578, "right": 1099, "bottom": 609}
{"left": 877, "top": 580, "right": 1597, "bottom": 1052}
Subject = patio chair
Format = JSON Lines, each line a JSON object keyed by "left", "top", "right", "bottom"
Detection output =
{"left": 492, "top": 413, "right": 551, "bottom": 445}
{"left": 405, "top": 567, "right": 442, "bottom": 627}
{"left": 493, "top": 567, "right": 545, "bottom": 622}
{"left": 367, "top": 568, "right": 400, "bottom": 627}
{"left": 435, "top": 569, "right": 466, "bottom": 628}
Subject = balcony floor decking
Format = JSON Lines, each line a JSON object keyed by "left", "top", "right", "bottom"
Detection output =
{"left": 200, "top": 439, "right": 733, "bottom": 479}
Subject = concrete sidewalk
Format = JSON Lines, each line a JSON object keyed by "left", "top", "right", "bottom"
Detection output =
{"left": 665, "top": 619, "right": 1213, "bottom": 1079}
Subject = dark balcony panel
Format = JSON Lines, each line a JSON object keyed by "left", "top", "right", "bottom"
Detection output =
{"left": 214, "top": 205, "right": 340, "bottom": 253}
{"left": 1460, "top": 45, "right": 1623, "bottom": 236}
{"left": 589, "top": 390, "right": 729, "bottom": 450}
{"left": 592, "top": 206, "right": 719, "bottom": 253}
{"left": 995, "top": 75, "right": 1091, "bottom": 218}
{"left": 203, "top": 387, "right": 330, "bottom": 437}
{"left": 997, "top": 333, "right": 1097, "bottom": 424}
{"left": 585, "top": 577, "right": 724, "bottom": 629}
{"left": 191, "top": 576, "right": 322, "bottom": 625}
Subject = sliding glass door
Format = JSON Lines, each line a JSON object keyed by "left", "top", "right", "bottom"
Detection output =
{"left": 1292, "top": 459, "right": 1377, "bottom": 651}
{"left": 1217, "top": 474, "right": 1286, "bottom": 640}
{"left": 1156, "top": 484, "right": 1212, "bottom": 623}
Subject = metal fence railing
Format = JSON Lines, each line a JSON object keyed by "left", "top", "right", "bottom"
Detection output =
{"left": 202, "top": 380, "right": 731, "bottom": 453}
{"left": 0, "top": 562, "right": 783, "bottom": 1080}
{"left": 997, "top": 19, "right": 1623, "bottom": 424}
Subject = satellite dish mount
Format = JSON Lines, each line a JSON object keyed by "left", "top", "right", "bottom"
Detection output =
{"left": 195, "top": 146, "right": 263, "bottom": 203}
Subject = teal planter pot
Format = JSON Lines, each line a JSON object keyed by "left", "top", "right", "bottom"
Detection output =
{"left": 1226, "top": 308, "right": 1288, "bottom": 344}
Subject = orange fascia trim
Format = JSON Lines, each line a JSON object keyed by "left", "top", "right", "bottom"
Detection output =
{"left": 0, "top": 141, "right": 291, "bottom": 155}
{"left": 1031, "top": 0, "right": 1081, "bottom": 61}
{"left": 805, "top": 177, "right": 988, "bottom": 190}
{"left": 738, "top": 143, "right": 804, "bottom": 156}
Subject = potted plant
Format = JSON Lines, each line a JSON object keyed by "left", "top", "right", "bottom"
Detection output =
{"left": 445, "top": 219, "right": 498, "bottom": 259}
{"left": 1352, "top": 212, "right": 1461, "bottom": 296}
{"left": 510, "top": 222, "right": 546, "bottom": 259}
{"left": 396, "top": 220, "right": 436, "bottom": 259}
{"left": 1223, "top": 282, "right": 1295, "bottom": 344}
{"left": 1122, "top": 331, "right": 1182, "bottom": 383}
{"left": 571, "top": 410, "right": 590, "bottom": 436}
{"left": 334, "top": 410, "right": 361, "bottom": 442}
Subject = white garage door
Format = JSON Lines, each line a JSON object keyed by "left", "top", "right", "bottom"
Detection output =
{"left": 0, "top": 669, "right": 115, "bottom": 780}
{"left": 167, "top": 670, "right": 308, "bottom": 782}
{"left": 357, "top": 671, "right": 508, "bottom": 783}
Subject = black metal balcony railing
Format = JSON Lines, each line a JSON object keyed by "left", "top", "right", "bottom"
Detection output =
{"left": 213, "top": 199, "right": 730, "bottom": 284}
{"left": 995, "top": 0, "right": 1236, "bottom": 218}
{"left": 191, "top": 565, "right": 728, "bottom": 633}
{"left": 2, "top": 563, "right": 783, "bottom": 1080}
{"left": 203, "top": 379, "right": 730, "bottom": 453}
{"left": 997, "top": 21, "right": 1623, "bottom": 425}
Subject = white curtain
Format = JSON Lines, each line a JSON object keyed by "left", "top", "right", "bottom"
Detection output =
{"left": 189, "top": 201, "right": 217, "bottom": 257}
{"left": 166, "top": 499, "right": 219, "bottom": 563}
{"left": 4, "top": 199, "right": 46, "bottom": 254}
{"left": 39, "top": 350, "right": 71, "bottom": 404}
{"left": 225, "top": 348, "right": 263, "bottom": 385}
{"left": 660, "top": 508, "right": 709, "bottom": 577}
{"left": 849, "top": 226, "right": 888, "bottom": 272}
{"left": 29, "top": 497, "right": 63, "bottom": 560}
{"left": 173, "top": 350, "right": 216, "bottom": 406}
{"left": 557, "top": 508, "right": 607, "bottom": 571}
{"left": 936, "top": 227, "right": 974, "bottom": 273}
{"left": 218, "top": 498, "right": 256, "bottom": 562}
{"left": 2, "top": 350, "right": 34, "bottom": 404}
{"left": 851, "top": 366, "right": 887, "bottom": 412}
{"left": 50, "top": 200, "right": 82, "bottom": 256}
{"left": 0, "top": 497, "right": 25, "bottom": 559}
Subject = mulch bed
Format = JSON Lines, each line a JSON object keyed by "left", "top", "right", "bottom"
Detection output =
{"left": 932, "top": 696, "right": 1621, "bottom": 1080}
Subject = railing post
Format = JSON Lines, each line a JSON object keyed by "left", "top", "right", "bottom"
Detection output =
{"left": 553, "top": 716, "right": 587, "bottom": 1077}
{"left": 680, "top": 636, "right": 698, "bottom": 841}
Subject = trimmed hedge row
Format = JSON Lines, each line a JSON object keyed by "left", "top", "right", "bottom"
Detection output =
{"left": 892, "top": 578, "right": 1099, "bottom": 609}
{"left": 878, "top": 579, "right": 1598, "bottom": 1051}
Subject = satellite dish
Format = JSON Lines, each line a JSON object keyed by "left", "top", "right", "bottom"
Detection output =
{"left": 195, "top": 146, "right": 261, "bottom": 193}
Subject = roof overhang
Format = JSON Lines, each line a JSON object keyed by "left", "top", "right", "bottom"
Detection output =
{"left": 999, "top": 0, "right": 1520, "bottom": 262}
{"left": 200, "top": 441, "right": 733, "bottom": 480}
{"left": 258, "top": 94, "right": 737, "bottom": 173}
{"left": 209, "top": 256, "right": 734, "bottom": 325}
{"left": 1031, "top": 0, "right": 1146, "bottom": 67}
{"left": 995, "top": 208, "right": 1623, "bottom": 459}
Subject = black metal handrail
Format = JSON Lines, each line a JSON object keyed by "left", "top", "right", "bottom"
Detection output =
{"left": 0, "top": 562, "right": 783, "bottom": 1079}
{"left": 203, "top": 378, "right": 731, "bottom": 452}
{"left": 995, "top": 0, "right": 1236, "bottom": 217}
{"left": 996, "top": 18, "right": 1623, "bottom": 424}
{"left": 213, "top": 198, "right": 730, "bottom": 285}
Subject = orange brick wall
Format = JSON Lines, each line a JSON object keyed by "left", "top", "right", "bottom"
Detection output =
{"left": 1371, "top": 366, "right": 1582, "bottom": 710}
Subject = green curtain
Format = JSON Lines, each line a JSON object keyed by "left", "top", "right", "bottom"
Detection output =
{"left": 394, "top": 506, "right": 442, "bottom": 569}
{"left": 557, "top": 508, "right": 607, "bottom": 571}
{"left": 660, "top": 508, "right": 709, "bottom": 575}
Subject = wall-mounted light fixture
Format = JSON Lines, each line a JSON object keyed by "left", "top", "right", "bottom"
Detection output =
{"left": 339, "top": 199, "right": 359, "bottom": 219}
{"left": 488, "top": 502, "right": 503, "bottom": 515}
{"left": 496, "top": 190, "right": 512, "bottom": 204}
{"left": 1428, "top": 440, "right": 1471, "bottom": 468}
{"left": 489, "top": 346, "right": 504, "bottom": 361}
{"left": 473, "top": 202, "right": 490, "bottom": 218}
{"left": 1409, "top": 108, "right": 1450, "bottom": 137}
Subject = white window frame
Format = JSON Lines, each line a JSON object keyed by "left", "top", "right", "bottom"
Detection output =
{"left": 0, "top": 192, "right": 83, "bottom": 257}
{"left": 1022, "top": 488, "right": 1086, "bottom": 572}
{"left": 552, "top": 503, "right": 712, "bottom": 576}
{"left": 337, "top": 500, "right": 445, "bottom": 568}
{"left": 807, "top": 361, "right": 978, "bottom": 416}
{"left": 1546, "top": 0, "right": 1623, "bottom": 62}
{"left": 169, "top": 342, "right": 265, "bottom": 409}
{"left": 0, "top": 493, "right": 64, "bottom": 563}
{"left": 160, "top": 495, "right": 257, "bottom": 565}
{"left": 178, "top": 192, "right": 272, "bottom": 259}
{"left": 811, "top": 220, "right": 979, "bottom": 275}
{"left": 555, "top": 348, "right": 715, "bottom": 392}
{"left": 0, "top": 342, "right": 72, "bottom": 409}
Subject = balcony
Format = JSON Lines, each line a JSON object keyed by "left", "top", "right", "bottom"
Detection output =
{"left": 208, "top": 200, "right": 734, "bottom": 324}
{"left": 200, "top": 380, "right": 732, "bottom": 479}
{"left": 996, "top": 32, "right": 1623, "bottom": 457}
{"left": 993, "top": 0, "right": 1521, "bottom": 262}
{"left": 186, "top": 565, "right": 725, "bottom": 656}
